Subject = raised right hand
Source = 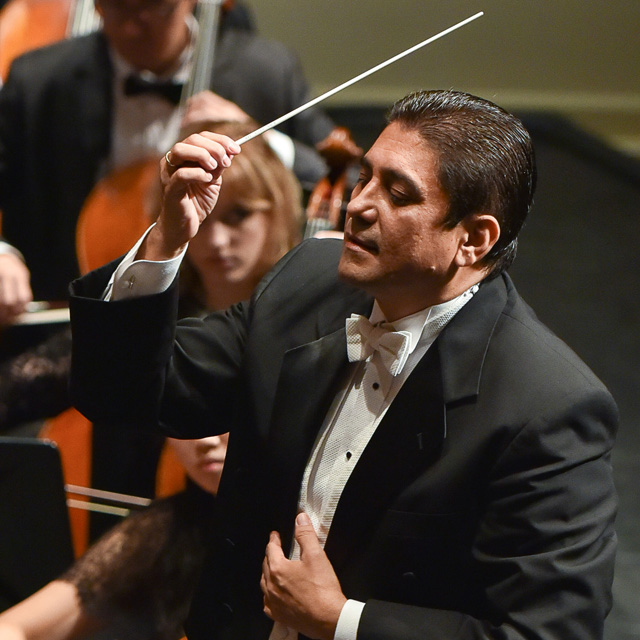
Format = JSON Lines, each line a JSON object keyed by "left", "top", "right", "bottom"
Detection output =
{"left": 139, "top": 132, "right": 241, "bottom": 262}
{"left": 0, "top": 253, "right": 32, "bottom": 325}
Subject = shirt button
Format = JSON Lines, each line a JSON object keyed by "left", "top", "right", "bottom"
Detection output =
{"left": 219, "top": 602, "right": 233, "bottom": 623}
{"left": 402, "top": 571, "right": 417, "bottom": 582}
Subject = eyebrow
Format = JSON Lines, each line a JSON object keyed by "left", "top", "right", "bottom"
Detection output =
{"left": 360, "top": 156, "right": 423, "bottom": 201}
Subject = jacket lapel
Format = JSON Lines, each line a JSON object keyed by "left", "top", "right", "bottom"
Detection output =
{"left": 265, "top": 327, "right": 351, "bottom": 551}
{"left": 324, "top": 275, "right": 510, "bottom": 571}
{"left": 437, "top": 273, "right": 510, "bottom": 404}
{"left": 324, "top": 344, "right": 446, "bottom": 571}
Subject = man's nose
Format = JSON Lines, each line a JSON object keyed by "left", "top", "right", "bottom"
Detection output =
{"left": 346, "top": 183, "right": 377, "bottom": 224}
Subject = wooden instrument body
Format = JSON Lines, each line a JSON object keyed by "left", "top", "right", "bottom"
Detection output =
{"left": 0, "top": 0, "right": 70, "bottom": 80}
{"left": 75, "top": 159, "right": 159, "bottom": 274}
{"left": 304, "top": 126, "right": 362, "bottom": 238}
{"left": 0, "top": 0, "right": 98, "bottom": 80}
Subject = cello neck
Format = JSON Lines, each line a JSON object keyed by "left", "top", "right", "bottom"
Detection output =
{"left": 66, "top": 0, "right": 101, "bottom": 37}
{"left": 180, "top": 0, "right": 223, "bottom": 103}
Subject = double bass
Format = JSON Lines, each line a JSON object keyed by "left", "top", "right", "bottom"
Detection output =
{"left": 0, "top": 0, "right": 99, "bottom": 81}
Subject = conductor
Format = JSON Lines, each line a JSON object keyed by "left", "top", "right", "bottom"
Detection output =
{"left": 69, "top": 90, "right": 618, "bottom": 640}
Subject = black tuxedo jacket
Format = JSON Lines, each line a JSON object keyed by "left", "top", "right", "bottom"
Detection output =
{"left": 70, "top": 239, "right": 618, "bottom": 640}
{"left": 0, "top": 30, "right": 332, "bottom": 301}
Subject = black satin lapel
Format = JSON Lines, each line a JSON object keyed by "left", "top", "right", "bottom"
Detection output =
{"left": 438, "top": 275, "right": 508, "bottom": 403}
{"left": 324, "top": 345, "right": 446, "bottom": 572}
{"left": 265, "top": 328, "right": 349, "bottom": 552}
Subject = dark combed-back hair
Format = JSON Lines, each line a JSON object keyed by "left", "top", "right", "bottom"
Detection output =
{"left": 387, "top": 90, "right": 536, "bottom": 276}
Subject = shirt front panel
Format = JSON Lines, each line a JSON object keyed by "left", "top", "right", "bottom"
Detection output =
{"left": 109, "top": 17, "right": 195, "bottom": 170}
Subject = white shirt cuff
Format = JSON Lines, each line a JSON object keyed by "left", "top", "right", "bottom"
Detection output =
{"left": 104, "top": 224, "right": 187, "bottom": 301}
{"left": 0, "top": 241, "right": 25, "bottom": 261}
{"left": 264, "top": 129, "right": 295, "bottom": 169}
{"left": 334, "top": 600, "right": 365, "bottom": 640}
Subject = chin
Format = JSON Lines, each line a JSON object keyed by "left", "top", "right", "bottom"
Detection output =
{"left": 194, "top": 474, "right": 221, "bottom": 496}
{"left": 338, "top": 254, "right": 371, "bottom": 287}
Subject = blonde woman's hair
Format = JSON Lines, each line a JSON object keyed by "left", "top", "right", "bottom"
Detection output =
{"left": 208, "top": 120, "right": 303, "bottom": 257}
{"left": 177, "top": 119, "right": 304, "bottom": 310}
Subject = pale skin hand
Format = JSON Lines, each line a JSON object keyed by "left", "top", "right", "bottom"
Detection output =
{"left": 0, "top": 623, "right": 25, "bottom": 640}
{"left": 0, "top": 580, "right": 99, "bottom": 640}
{"left": 0, "top": 253, "right": 33, "bottom": 325}
{"left": 182, "top": 90, "right": 250, "bottom": 130}
{"left": 138, "top": 131, "right": 241, "bottom": 262}
{"left": 261, "top": 512, "right": 347, "bottom": 640}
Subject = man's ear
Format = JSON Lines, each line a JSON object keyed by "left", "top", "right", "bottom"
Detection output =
{"left": 454, "top": 214, "right": 500, "bottom": 267}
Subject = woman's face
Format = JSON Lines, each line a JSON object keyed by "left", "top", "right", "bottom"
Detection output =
{"left": 186, "top": 178, "right": 274, "bottom": 289}
{"left": 168, "top": 434, "right": 229, "bottom": 495}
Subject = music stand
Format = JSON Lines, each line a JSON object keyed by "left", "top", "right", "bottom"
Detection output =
{"left": 0, "top": 437, "right": 74, "bottom": 612}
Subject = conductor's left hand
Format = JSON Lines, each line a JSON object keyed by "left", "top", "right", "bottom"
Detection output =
{"left": 261, "top": 512, "right": 347, "bottom": 640}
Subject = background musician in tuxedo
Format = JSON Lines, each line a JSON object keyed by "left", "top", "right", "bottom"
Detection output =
{"left": 69, "top": 90, "right": 618, "bottom": 640}
{"left": 0, "top": 0, "right": 333, "bottom": 321}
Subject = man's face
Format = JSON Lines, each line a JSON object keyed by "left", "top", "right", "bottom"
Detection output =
{"left": 338, "top": 122, "right": 467, "bottom": 320}
{"left": 97, "top": 0, "right": 196, "bottom": 74}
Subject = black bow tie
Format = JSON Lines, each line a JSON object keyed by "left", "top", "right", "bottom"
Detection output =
{"left": 123, "top": 74, "right": 184, "bottom": 105}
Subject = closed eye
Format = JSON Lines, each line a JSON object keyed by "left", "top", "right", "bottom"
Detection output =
{"left": 220, "top": 206, "right": 252, "bottom": 226}
{"left": 389, "top": 189, "right": 412, "bottom": 205}
{"left": 356, "top": 170, "right": 370, "bottom": 186}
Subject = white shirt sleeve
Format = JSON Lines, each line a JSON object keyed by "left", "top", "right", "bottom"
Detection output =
{"left": 264, "top": 129, "right": 296, "bottom": 169}
{"left": 104, "top": 224, "right": 187, "bottom": 301}
{"left": 0, "top": 240, "right": 25, "bottom": 261}
{"left": 333, "top": 599, "right": 365, "bottom": 640}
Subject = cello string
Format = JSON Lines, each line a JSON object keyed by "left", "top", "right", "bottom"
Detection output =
{"left": 236, "top": 11, "right": 484, "bottom": 146}
{"left": 182, "top": 0, "right": 223, "bottom": 103}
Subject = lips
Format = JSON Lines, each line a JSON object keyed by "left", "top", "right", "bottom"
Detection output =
{"left": 208, "top": 255, "right": 236, "bottom": 270}
{"left": 344, "top": 231, "right": 378, "bottom": 253}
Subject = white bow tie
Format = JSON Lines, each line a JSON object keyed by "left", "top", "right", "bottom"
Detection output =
{"left": 345, "top": 314, "right": 412, "bottom": 376}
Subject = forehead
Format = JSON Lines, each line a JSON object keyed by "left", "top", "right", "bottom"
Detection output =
{"left": 364, "top": 122, "right": 440, "bottom": 186}
{"left": 221, "top": 158, "right": 266, "bottom": 202}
